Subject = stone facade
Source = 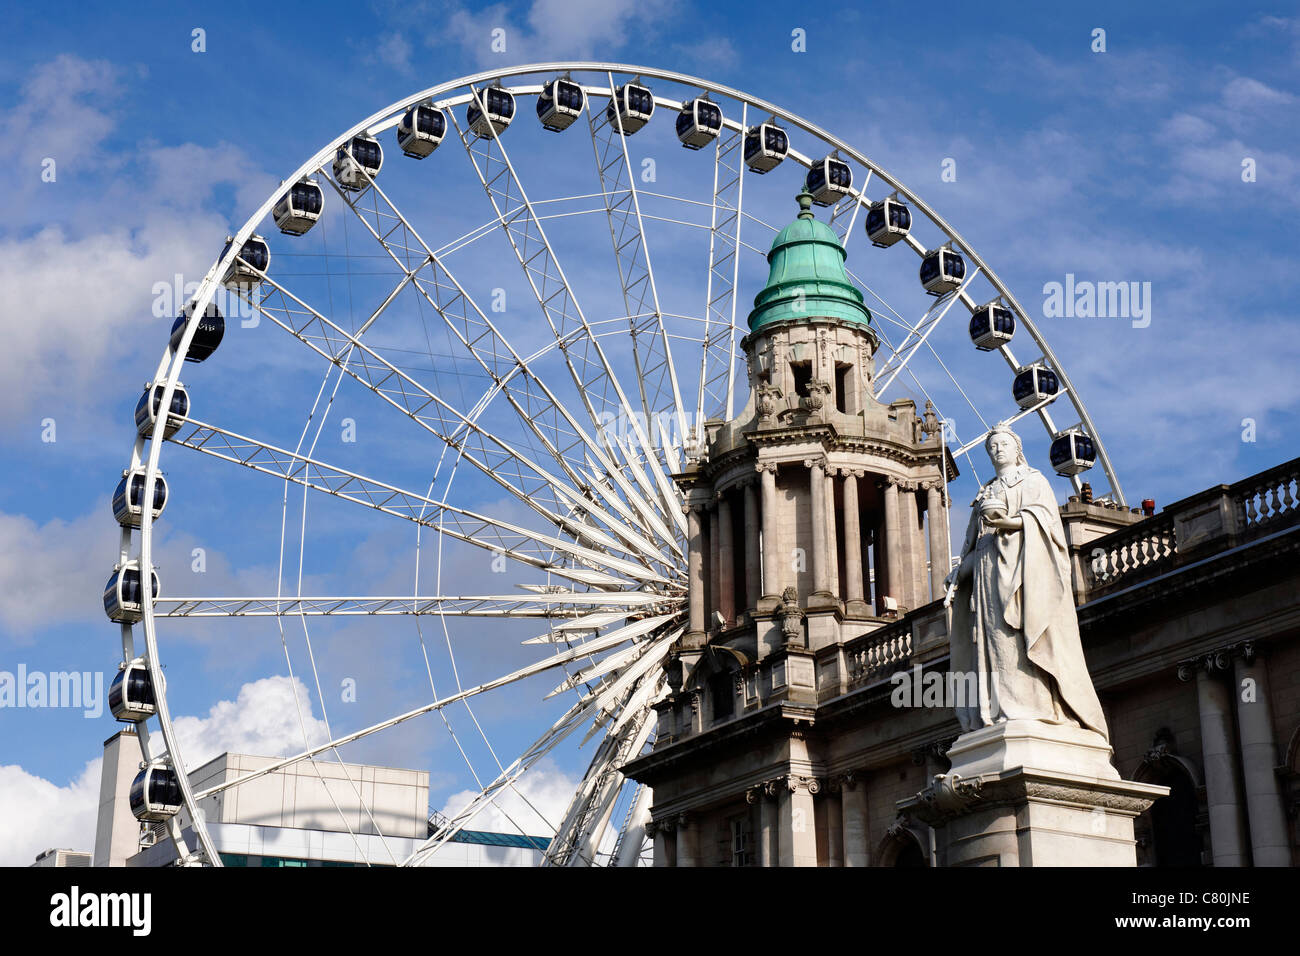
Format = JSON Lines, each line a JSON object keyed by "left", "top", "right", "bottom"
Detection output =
{"left": 626, "top": 454, "right": 1300, "bottom": 866}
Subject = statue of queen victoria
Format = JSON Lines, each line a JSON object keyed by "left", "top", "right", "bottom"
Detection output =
{"left": 942, "top": 423, "right": 1109, "bottom": 741}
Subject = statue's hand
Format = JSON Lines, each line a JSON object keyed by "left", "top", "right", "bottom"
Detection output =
{"left": 985, "top": 515, "right": 1023, "bottom": 533}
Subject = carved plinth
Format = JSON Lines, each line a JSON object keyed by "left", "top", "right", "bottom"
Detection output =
{"left": 898, "top": 720, "right": 1169, "bottom": 867}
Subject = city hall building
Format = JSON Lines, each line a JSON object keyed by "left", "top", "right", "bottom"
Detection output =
{"left": 624, "top": 196, "right": 1300, "bottom": 867}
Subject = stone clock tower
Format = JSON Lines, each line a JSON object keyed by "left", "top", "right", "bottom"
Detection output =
{"left": 625, "top": 193, "right": 958, "bottom": 865}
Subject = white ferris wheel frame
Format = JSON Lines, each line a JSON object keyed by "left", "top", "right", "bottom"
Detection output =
{"left": 122, "top": 61, "right": 1125, "bottom": 868}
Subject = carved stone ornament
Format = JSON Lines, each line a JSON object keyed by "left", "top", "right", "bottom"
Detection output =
{"left": 757, "top": 383, "right": 783, "bottom": 420}
{"left": 778, "top": 587, "right": 804, "bottom": 643}
{"left": 920, "top": 773, "right": 984, "bottom": 815}
{"left": 804, "top": 378, "right": 832, "bottom": 414}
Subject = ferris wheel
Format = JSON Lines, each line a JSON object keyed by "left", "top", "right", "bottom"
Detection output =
{"left": 104, "top": 62, "right": 1125, "bottom": 867}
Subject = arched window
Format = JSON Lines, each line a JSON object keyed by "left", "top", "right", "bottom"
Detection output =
{"left": 1133, "top": 731, "right": 1204, "bottom": 867}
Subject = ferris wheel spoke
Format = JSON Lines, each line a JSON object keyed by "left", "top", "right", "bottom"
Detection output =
{"left": 588, "top": 71, "right": 689, "bottom": 452}
{"left": 248, "top": 273, "right": 678, "bottom": 571}
{"left": 407, "top": 685, "right": 597, "bottom": 864}
{"left": 546, "top": 673, "right": 663, "bottom": 865}
{"left": 610, "top": 780, "right": 653, "bottom": 866}
{"left": 448, "top": 92, "right": 650, "bottom": 462}
{"left": 154, "top": 591, "right": 674, "bottom": 619}
{"left": 168, "top": 418, "right": 665, "bottom": 587}
{"left": 321, "top": 161, "right": 658, "bottom": 524}
{"left": 874, "top": 265, "right": 983, "bottom": 397}
{"left": 696, "top": 102, "right": 747, "bottom": 428}
{"left": 447, "top": 91, "right": 687, "bottom": 557}
{"left": 193, "top": 610, "right": 681, "bottom": 802}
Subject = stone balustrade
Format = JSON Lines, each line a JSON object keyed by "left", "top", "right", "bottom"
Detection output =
{"left": 1081, "top": 456, "right": 1300, "bottom": 598}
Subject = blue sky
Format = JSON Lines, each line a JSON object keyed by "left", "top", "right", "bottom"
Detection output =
{"left": 1, "top": 0, "right": 1297, "bottom": 864}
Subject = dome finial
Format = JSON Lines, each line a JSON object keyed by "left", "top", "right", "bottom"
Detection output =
{"left": 795, "top": 190, "right": 815, "bottom": 219}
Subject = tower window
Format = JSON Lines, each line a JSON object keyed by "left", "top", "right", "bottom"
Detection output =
{"left": 791, "top": 361, "right": 812, "bottom": 398}
{"left": 835, "top": 362, "right": 851, "bottom": 413}
{"left": 710, "top": 671, "right": 735, "bottom": 721}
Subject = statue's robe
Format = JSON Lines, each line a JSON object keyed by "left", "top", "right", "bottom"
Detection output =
{"left": 949, "top": 464, "right": 1109, "bottom": 740}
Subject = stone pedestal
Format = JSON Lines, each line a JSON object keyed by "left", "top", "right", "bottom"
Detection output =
{"left": 898, "top": 720, "right": 1168, "bottom": 867}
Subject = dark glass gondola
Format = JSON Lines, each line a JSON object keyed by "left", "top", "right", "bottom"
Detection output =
{"left": 169, "top": 304, "right": 224, "bottom": 363}
{"left": 103, "top": 562, "right": 160, "bottom": 624}
{"left": 130, "top": 764, "right": 182, "bottom": 821}
{"left": 536, "top": 78, "right": 586, "bottom": 131}
{"left": 969, "top": 302, "right": 1016, "bottom": 350}
{"left": 676, "top": 98, "right": 722, "bottom": 149}
{"left": 605, "top": 82, "right": 654, "bottom": 135}
{"left": 134, "top": 383, "right": 189, "bottom": 439}
{"left": 272, "top": 179, "right": 323, "bottom": 236}
{"left": 333, "top": 133, "right": 383, "bottom": 192}
{"left": 743, "top": 122, "right": 788, "bottom": 173}
{"left": 112, "top": 467, "right": 168, "bottom": 528}
{"left": 865, "top": 197, "right": 911, "bottom": 247}
{"left": 1050, "top": 432, "right": 1096, "bottom": 476}
{"left": 919, "top": 248, "right": 966, "bottom": 295}
{"left": 397, "top": 105, "right": 447, "bottom": 157}
{"left": 1012, "top": 366, "right": 1060, "bottom": 409}
{"left": 805, "top": 155, "right": 852, "bottom": 206}
{"left": 109, "top": 660, "right": 156, "bottom": 722}
{"left": 220, "top": 234, "right": 270, "bottom": 288}
{"left": 467, "top": 86, "right": 516, "bottom": 138}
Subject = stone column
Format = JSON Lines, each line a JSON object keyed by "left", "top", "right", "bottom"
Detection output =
{"left": 743, "top": 480, "right": 760, "bottom": 613}
{"left": 842, "top": 471, "right": 867, "bottom": 615}
{"left": 675, "top": 814, "right": 698, "bottom": 867}
{"left": 926, "top": 481, "right": 948, "bottom": 601}
{"left": 826, "top": 788, "right": 844, "bottom": 867}
{"left": 749, "top": 785, "right": 778, "bottom": 867}
{"left": 1232, "top": 643, "right": 1290, "bottom": 866}
{"left": 825, "top": 467, "right": 840, "bottom": 600}
{"left": 807, "top": 459, "right": 830, "bottom": 599}
{"left": 882, "top": 477, "right": 902, "bottom": 606}
{"left": 778, "top": 776, "right": 819, "bottom": 867}
{"left": 687, "top": 505, "right": 705, "bottom": 636}
{"left": 717, "top": 492, "right": 735, "bottom": 628}
{"left": 650, "top": 821, "right": 672, "bottom": 867}
{"left": 760, "top": 464, "right": 780, "bottom": 599}
{"left": 708, "top": 503, "right": 721, "bottom": 630}
{"left": 1182, "top": 654, "right": 1249, "bottom": 866}
{"left": 898, "top": 482, "right": 924, "bottom": 608}
{"left": 841, "top": 774, "right": 869, "bottom": 867}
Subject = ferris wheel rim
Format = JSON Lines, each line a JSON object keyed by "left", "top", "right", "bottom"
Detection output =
{"left": 128, "top": 60, "right": 1125, "bottom": 868}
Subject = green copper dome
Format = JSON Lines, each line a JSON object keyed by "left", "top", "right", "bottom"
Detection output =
{"left": 747, "top": 192, "right": 872, "bottom": 331}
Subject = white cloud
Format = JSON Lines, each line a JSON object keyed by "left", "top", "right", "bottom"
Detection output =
{"left": 1222, "top": 75, "right": 1295, "bottom": 112}
{"left": 171, "top": 674, "right": 329, "bottom": 767}
{"left": 440, "top": 757, "right": 577, "bottom": 836}
{"left": 0, "top": 501, "right": 120, "bottom": 638}
{"left": 434, "top": 0, "right": 679, "bottom": 64}
{"left": 0, "top": 757, "right": 101, "bottom": 866}
{"left": 0, "top": 675, "right": 328, "bottom": 866}
{"left": 0, "top": 54, "right": 275, "bottom": 432}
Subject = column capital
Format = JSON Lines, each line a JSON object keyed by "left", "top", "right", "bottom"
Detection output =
{"left": 803, "top": 456, "right": 827, "bottom": 472}
{"left": 1177, "top": 649, "right": 1234, "bottom": 681}
{"left": 757, "top": 461, "right": 779, "bottom": 475}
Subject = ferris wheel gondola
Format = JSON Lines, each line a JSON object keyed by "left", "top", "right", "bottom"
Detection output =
{"left": 676, "top": 97, "right": 722, "bottom": 149}
{"left": 397, "top": 104, "right": 448, "bottom": 157}
{"left": 109, "top": 659, "right": 157, "bottom": 722}
{"left": 743, "top": 121, "right": 788, "bottom": 173}
{"left": 467, "top": 86, "right": 516, "bottom": 138}
{"left": 537, "top": 77, "right": 586, "bottom": 131}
